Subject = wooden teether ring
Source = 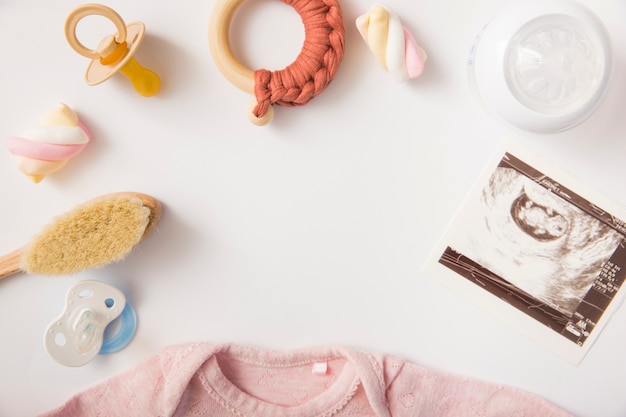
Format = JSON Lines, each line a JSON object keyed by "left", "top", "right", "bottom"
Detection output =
{"left": 209, "top": 0, "right": 345, "bottom": 125}
{"left": 65, "top": 4, "right": 128, "bottom": 60}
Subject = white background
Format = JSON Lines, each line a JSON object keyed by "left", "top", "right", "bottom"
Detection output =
{"left": 1, "top": 0, "right": 625, "bottom": 415}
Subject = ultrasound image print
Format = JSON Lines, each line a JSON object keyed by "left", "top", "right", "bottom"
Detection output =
{"left": 448, "top": 157, "right": 623, "bottom": 318}
{"left": 433, "top": 150, "right": 626, "bottom": 358}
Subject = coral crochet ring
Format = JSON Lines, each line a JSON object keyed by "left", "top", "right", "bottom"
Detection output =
{"left": 209, "top": 0, "right": 345, "bottom": 125}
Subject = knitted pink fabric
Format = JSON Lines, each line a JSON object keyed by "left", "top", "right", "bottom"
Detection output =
{"left": 39, "top": 343, "right": 572, "bottom": 417}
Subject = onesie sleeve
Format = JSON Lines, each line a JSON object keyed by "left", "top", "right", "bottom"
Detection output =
{"left": 38, "top": 353, "right": 170, "bottom": 417}
{"left": 385, "top": 361, "right": 573, "bottom": 417}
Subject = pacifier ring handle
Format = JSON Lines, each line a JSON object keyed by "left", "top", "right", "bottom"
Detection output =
{"left": 99, "top": 302, "right": 137, "bottom": 355}
{"left": 65, "top": 3, "right": 128, "bottom": 59}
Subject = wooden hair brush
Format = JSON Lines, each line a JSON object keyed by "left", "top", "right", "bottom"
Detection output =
{"left": 0, "top": 192, "right": 161, "bottom": 279}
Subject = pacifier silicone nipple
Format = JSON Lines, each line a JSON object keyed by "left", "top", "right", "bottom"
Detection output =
{"left": 64, "top": 4, "right": 161, "bottom": 97}
{"left": 44, "top": 280, "right": 137, "bottom": 367}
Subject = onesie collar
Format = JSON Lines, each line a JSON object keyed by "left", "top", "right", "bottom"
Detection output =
{"left": 160, "top": 343, "right": 393, "bottom": 417}
{"left": 200, "top": 352, "right": 358, "bottom": 417}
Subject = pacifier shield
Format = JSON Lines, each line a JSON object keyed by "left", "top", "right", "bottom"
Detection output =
{"left": 44, "top": 280, "right": 135, "bottom": 367}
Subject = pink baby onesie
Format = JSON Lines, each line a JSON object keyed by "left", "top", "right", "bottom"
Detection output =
{"left": 40, "top": 343, "right": 572, "bottom": 417}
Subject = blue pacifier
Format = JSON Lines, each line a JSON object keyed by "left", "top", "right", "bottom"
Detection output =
{"left": 44, "top": 280, "right": 137, "bottom": 367}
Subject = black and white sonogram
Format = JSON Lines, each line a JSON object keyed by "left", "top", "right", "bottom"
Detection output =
{"left": 438, "top": 152, "right": 626, "bottom": 345}
{"left": 426, "top": 149, "right": 626, "bottom": 358}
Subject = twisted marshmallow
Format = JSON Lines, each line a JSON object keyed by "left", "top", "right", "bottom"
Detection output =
{"left": 356, "top": 4, "right": 427, "bottom": 82}
{"left": 6, "top": 103, "right": 91, "bottom": 183}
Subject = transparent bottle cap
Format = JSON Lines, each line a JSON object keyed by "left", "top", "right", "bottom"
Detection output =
{"left": 468, "top": 0, "right": 612, "bottom": 133}
{"left": 504, "top": 14, "right": 607, "bottom": 117}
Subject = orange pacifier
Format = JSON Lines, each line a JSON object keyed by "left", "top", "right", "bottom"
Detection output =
{"left": 64, "top": 3, "right": 161, "bottom": 97}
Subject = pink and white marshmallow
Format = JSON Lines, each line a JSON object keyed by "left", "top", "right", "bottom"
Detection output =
{"left": 356, "top": 4, "right": 427, "bottom": 82}
{"left": 6, "top": 103, "right": 91, "bottom": 183}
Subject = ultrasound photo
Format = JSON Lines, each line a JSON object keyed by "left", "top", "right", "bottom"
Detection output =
{"left": 428, "top": 146, "right": 626, "bottom": 364}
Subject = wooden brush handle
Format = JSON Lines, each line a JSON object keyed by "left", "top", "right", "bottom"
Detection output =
{"left": 0, "top": 249, "right": 21, "bottom": 280}
{"left": 125, "top": 192, "right": 162, "bottom": 240}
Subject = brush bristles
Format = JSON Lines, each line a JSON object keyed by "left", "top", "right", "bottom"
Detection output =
{"left": 21, "top": 196, "right": 151, "bottom": 275}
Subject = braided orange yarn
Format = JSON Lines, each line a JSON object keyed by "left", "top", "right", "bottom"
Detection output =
{"left": 252, "top": 0, "right": 345, "bottom": 118}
